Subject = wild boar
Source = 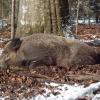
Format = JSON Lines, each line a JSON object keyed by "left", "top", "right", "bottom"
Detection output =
{"left": 0, "top": 33, "right": 99, "bottom": 69}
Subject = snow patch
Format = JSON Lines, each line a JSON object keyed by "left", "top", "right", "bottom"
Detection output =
{"left": 17, "top": 82, "right": 100, "bottom": 100}
{"left": 36, "top": 82, "right": 100, "bottom": 100}
{"left": 0, "top": 48, "right": 3, "bottom": 55}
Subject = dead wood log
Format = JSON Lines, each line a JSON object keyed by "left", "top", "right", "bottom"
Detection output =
{"left": 85, "top": 39, "right": 100, "bottom": 46}
{"left": 66, "top": 74, "right": 100, "bottom": 82}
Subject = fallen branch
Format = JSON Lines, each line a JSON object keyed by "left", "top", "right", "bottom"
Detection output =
{"left": 4, "top": 67, "right": 100, "bottom": 84}
{"left": 84, "top": 39, "right": 100, "bottom": 46}
{"left": 66, "top": 74, "right": 100, "bottom": 81}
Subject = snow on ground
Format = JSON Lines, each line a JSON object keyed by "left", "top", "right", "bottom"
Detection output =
{"left": 0, "top": 38, "right": 10, "bottom": 42}
{"left": 28, "top": 82, "right": 100, "bottom": 100}
{"left": 0, "top": 39, "right": 4, "bottom": 55}
{"left": 0, "top": 48, "right": 3, "bottom": 55}
{"left": 0, "top": 20, "right": 7, "bottom": 29}
{"left": 81, "top": 38, "right": 100, "bottom": 42}
{"left": 0, "top": 82, "right": 100, "bottom": 100}
{"left": 72, "top": 19, "right": 100, "bottom": 25}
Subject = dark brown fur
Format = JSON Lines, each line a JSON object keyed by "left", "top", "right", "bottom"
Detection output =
{"left": 0, "top": 34, "right": 100, "bottom": 69}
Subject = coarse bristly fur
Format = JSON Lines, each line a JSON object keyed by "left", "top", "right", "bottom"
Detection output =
{"left": 0, "top": 33, "right": 100, "bottom": 69}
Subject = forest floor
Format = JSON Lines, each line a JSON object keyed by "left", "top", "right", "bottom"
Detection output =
{"left": 0, "top": 25, "right": 100, "bottom": 100}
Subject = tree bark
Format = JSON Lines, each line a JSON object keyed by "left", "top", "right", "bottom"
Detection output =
{"left": 16, "top": 0, "right": 69, "bottom": 37}
{"left": 11, "top": 0, "right": 16, "bottom": 39}
{"left": 75, "top": 0, "right": 80, "bottom": 34}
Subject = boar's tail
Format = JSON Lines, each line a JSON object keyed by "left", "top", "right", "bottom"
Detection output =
{"left": 10, "top": 38, "right": 22, "bottom": 51}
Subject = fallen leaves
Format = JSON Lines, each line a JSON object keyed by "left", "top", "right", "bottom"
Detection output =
{"left": 0, "top": 24, "right": 100, "bottom": 99}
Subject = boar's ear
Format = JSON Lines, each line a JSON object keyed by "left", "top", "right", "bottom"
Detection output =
{"left": 9, "top": 38, "right": 22, "bottom": 51}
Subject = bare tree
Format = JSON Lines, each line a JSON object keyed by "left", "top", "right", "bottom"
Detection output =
{"left": 75, "top": 0, "right": 80, "bottom": 34}
{"left": 11, "top": 0, "right": 16, "bottom": 39}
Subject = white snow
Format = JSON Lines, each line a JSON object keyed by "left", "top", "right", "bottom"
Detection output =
{"left": 0, "top": 48, "right": 3, "bottom": 55}
{"left": 73, "top": 19, "right": 96, "bottom": 24}
{"left": 0, "top": 38, "right": 10, "bottom": 42}
{"left": 12, "top": 82, "right": 100, "bottom": 100}
{"left": 93, "top": 94, "right": 100, "bottom": 100}
{"left": 0, "top": 20, "right": 7, "bottom": 29}
{"left": 27, "top": 82, "right": 100, "bottom": 100}
{"left": 0, "top": 44, "right": 3, "bottom": 55}
{"left": 37, "top": 82, "right": 100, "bottom": 100}
{"left": 2, "top": 82, "right": 97, "bottom": 100}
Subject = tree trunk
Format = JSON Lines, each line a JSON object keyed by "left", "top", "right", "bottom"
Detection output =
{"left": 75, "top": 0, "right": 80, "bottom": 34}
{"left": 95, "top": 12, "right": 99, "bottom": 24}
{"left": 16, "top": 0, "right": 69, "bottom": 37}
{"left": 88, "top": 15, "right": 91, "bottom": 26}
{"left": 84, "top": 14, "right": 85, "bottom": 24}
{"left": 11, "top": 0, "right": 16, "bottom": 39}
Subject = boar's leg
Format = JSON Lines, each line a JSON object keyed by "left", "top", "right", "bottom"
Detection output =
{"left": 56, "top": 58, "right": 70, "bottom": 69}
{"left": 56, "top": 45, "right": 71, "bottom": 68}
{"left": 21, "top": 56, "right": 55, "bottom": 70}
{"left": 29, "top": 56, "right": 55, "bottom": 67}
